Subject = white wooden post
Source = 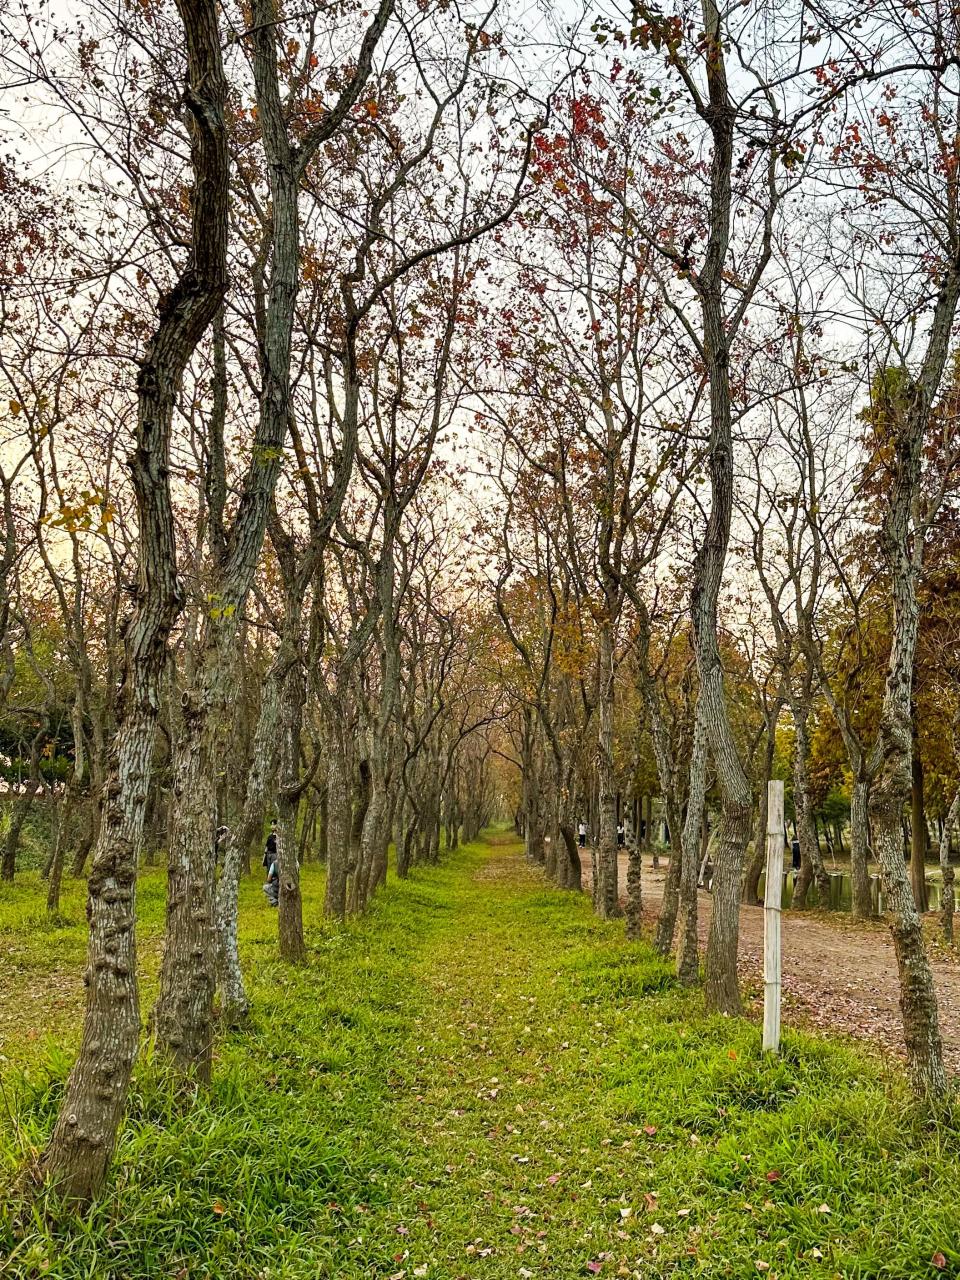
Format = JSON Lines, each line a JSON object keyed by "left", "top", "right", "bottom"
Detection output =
{"left": 763, "top": 780, "right": 785, "bottom": 1054}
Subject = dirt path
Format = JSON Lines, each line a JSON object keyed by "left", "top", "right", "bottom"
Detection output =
{"left": 581, "top": 849, "right": 960, "bottom": 1074}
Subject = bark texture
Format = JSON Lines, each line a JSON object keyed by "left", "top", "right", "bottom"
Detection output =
{"left": 42, "top": 0, "right": 229, "bottom": 1197}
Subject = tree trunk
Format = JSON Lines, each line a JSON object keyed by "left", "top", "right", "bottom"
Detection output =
{"left": 42, "top": 0, "right": 229, "bottom": 1200}
{"left": 559, "top": 821, "right": 581, "bottom": 891}
{"left": 625, "top": 836, "right": 642, "bottom": 941}
{"left": 153, "top": 700, "right": 220, "bottom": 1083}
{"left": 849, "top": 771, "right": 873, "bottom": 919}
{"left": 232, "top": 670, "right": 282, "bottom": 870}
{"left": 596, "top": 617, "right": 622, "bottom": 918}
{"left": 214, "top": 826, "right": 248, "bottom": 1027}
{"left": 939, "top": 788, "right": 959, "bottom": 944}
{"left": 70, "top": 800, "right": 97, "bottom": 878}
{"left": 46, "top": 793, "right": 70, "bottom": 915}
{"left": 395, "top": 798, "right": 412, "bottom": 880}
{"left": 790, "top": 708, "right": 830, "bottom": 909}
{"left": 743, "top": 785, "right": 767, "bottom": 908}
{"left": 645, "top": 795, "right": 658, "bottom": 869}
{"left": 1, "top": 771, "right": 40, "bottom": 882}
{"left": 677, "top": 707, "right": 708, "bottom": 985}
{"left": 324, "top": 726, "right": 351, "bottom": 918}
{"left": 276, "top": 631, "right": 306, "bottom": 965}
{"left": 866, "top": 267, "right": 960, "bottom": 1100}
{"left": 689, "top": 0, "right": 754, "bottom": 1016}
{"left": 910, "top": 745, "right": 929, "bottom": 912}
{"left": 653, "top": 838, "right": 683, "bottom": 956}
{"left": 743, "top": 717, "right": 777, "bottom": 905}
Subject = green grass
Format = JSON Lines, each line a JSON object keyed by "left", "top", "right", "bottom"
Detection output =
{"left": 1, "top": 832, "right": 959, "bottom": 1278}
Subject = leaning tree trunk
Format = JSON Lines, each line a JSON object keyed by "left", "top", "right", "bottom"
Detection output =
{"left": 41, "top": 0, "right": 229, "bottom": 1200}
{"left": 153, "top": 13, "right": 295, "bottom": 1080}
{"left": 867, "top": 267, "right": 960, "bottom": 1102}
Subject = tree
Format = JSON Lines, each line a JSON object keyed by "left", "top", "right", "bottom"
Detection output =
{"left": 41, "top": 0, "right": 230, "bottom": 1200}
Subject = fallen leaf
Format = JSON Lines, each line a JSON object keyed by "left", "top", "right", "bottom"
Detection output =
{"left": 643, "top": 1125, "right": 657, "bottom": 1137}
{"left": 932, "top": 1252, "right": 947, "bottom": 1270}
{"left": 765, "top": 1170, "right": 781, "bottom": 1183}
{"left": 586, "top": 1263, "right": 603, "bottom": 1275}
{"left": 816, "top": 1204, "right": 831, "bottom": 1215}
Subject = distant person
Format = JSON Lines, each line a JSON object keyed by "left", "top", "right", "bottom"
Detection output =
{"left": 791, "top": 838, "right": 801, "bottom": 875}
{"left": 578, "top": 820, "right": 587, "bottom": 849}
{"left": 262, "top": 819, "right": 278, "bottom": 870}
{"left": 617, "top": 821, "right": 626, "bottom": 848}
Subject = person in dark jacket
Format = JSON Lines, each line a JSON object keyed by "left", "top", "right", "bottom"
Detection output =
{"left": 262, "top": 820, "right": 278, "bottom": 870}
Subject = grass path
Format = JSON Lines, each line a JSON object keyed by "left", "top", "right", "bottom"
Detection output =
{"left": 3, "top": 833, "right": 960, "bottom": 1278}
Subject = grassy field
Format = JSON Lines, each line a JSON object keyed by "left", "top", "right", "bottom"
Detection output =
{"left": 1, "top": 832, "right": 959, "bottom": 1278}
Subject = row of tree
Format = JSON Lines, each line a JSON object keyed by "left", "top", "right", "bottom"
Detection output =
{"left": 2, "top": 0, "right": 960, "bottom": 1208}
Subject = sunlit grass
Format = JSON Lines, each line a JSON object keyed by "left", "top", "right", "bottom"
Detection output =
{"left": 1, "top": 834, "right": 958, "bottom": 1278}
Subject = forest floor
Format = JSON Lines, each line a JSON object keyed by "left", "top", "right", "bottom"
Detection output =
{"left": 3, "top": 835, "right": 960, "bottom": 1278}
{"left": 581, "top": 852, "right": 960, "bottom": 1074}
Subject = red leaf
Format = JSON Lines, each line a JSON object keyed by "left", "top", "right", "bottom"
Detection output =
{"left": 932, "top": 1252, "right": 947, "bottom": 1270}
{"left": 765, "top": 1170, "right": 781, "bottom": 1183}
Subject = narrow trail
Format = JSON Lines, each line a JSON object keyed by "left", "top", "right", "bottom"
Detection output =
{"left": 581, "top": 849, "right": 960, "bottom": 1074}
